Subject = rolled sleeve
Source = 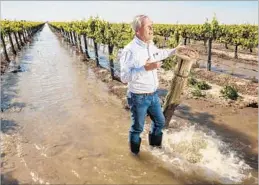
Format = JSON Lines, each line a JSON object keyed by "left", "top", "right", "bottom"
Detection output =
{"left": 152, "top": 45, "right": 176, "bottom": 61}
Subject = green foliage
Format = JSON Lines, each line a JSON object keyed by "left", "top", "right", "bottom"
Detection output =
{"left": 191, "top": 86, "right": 205, "bottom": 97}
{"left": 49, "top": 15, "right": 258, "bottom": 62}
{"left": 196, "top": 81, "right": 211, "bottom": 90}
{"left": 188, "top": 77, "right": 211, "bottom": 91}
{"left": 0, "top": 20, "right": 42, "bottom": 35}
{"left": 50, "top": 18, "right": 258, "bottom": 51}
{"left": 161, "top": 56, "right": 177, "bottom": 71}
{"left": 188, "top": 77, "right": 198, "bottom": 86}
{"left": 220, "top": 85, "right": 239, "bottom": 100}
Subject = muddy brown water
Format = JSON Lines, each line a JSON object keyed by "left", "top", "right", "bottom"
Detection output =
{"left": 1, "top": 24, "right": 258, "bottom": 184}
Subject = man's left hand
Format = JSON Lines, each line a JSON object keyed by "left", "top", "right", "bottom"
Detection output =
{"left": 176, "top": 44, "right": 187, "bottom": 50}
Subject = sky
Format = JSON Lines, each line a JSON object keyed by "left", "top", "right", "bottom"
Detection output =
{"left": 1, "top": 1, "right": 258, "bottom": 25}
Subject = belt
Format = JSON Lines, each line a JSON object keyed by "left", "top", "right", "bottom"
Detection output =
{"left": 131, "top": 91, "right": 156, "bottom": 96}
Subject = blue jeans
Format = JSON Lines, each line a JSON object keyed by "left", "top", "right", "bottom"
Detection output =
{"left": 127, "top": 91, "right": 165, "bottom": 143}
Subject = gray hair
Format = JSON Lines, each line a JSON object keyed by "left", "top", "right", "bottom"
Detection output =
{"left": 131, "top": 15, "right": 149, "bottom": 32}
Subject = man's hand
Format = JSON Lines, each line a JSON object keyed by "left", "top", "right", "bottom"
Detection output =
{"left": 144, "top": 58, "right": 162, "bottom": 71}
{"left": 175, "top": 43, "right": 187, "bottom": 50}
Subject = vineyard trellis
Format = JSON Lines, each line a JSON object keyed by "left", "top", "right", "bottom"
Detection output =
{"left": 49, "top": 16, "right": 258, "bottom": 77}
{"left": 0, "top": 19, "right": 45, "bottom": 64}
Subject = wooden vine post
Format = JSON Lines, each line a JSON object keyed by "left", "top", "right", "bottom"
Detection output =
{"left": 93, "top": 39, "right": 100, "bottom": 67}
{"left": 77, "top": 34, "right": 83, "bottom": 53}
{"left": 8, "top": 32, "right": 16, "bottom": 55}
{"left": 14, "top": 32, "right": 21, "bottom": 50}
{"left": 82, "top": 34, "right": 90, "bottom": 59}
{"left": 163, "top": 46, "right": 199, "bottom": 128}
{"left": 1, "top": 33, "right": 10, "bottom": 62}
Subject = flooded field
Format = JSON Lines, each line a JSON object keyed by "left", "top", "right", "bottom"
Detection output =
{"left": 1, "top": 24, "right": 258, "bottom": 184}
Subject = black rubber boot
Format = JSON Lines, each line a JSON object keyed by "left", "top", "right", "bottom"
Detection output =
{"left": 130, "top": 138, "right": 141, "bottom": 155}
{"left": 149, "top": 132, "right": 163, "bottom": 147}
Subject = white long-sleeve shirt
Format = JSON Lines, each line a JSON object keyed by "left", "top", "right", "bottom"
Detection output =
{"left": 120, "top": 36, "right": 176, "bottom": 94}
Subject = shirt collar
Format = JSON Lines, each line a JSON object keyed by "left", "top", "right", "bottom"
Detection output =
{"left": 134, "top": 36, "right": 154, "bottom": 48}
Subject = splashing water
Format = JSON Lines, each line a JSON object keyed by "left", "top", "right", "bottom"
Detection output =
{"left": 144, "top": 120, "right": 257, "bottom": 184}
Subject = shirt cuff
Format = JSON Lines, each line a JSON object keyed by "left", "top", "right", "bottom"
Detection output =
{"left": 133, "top": 66, "right": 146, "bottom": 72}
{"left": 138, "top": 66, "right": 146, "bottom": 72}
{"left": 170, "top": 48, "right": 176, "bottom": 55}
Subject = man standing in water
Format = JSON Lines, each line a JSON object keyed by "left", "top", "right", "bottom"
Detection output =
{"left": 120, "top": 15, "right": 185, "bottom": 155}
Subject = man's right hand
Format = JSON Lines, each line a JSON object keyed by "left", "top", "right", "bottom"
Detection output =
{"left": 144, "top": 58, "right": 162, "bottom": 71}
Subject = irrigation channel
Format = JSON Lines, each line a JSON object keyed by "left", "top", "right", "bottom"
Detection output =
{"left": 1, "top": 23, "right": 258, "bottom": 184}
